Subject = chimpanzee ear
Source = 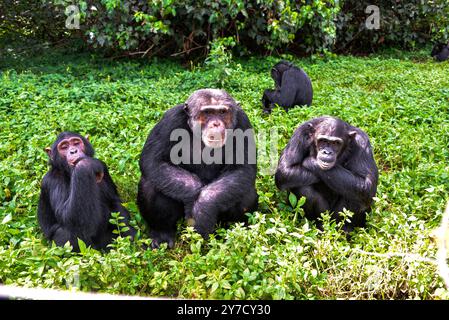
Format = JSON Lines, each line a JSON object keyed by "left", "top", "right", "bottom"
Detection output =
{"left": 85, "top": 134, "right": 90, "bottom": 141}
{"left": 307, "top": 123, "right": 315, "bottom": 133}
{"left": 183, "top": 103, "right": 189, "bottom": 114}
{"left": 44, "top": 147, "right": 52, "bottom": 158}
{"left": 306, "top": 123, "right": 315, "bottom": 139}
{"left": 348, "top": 131, "right": 357, "bottom": 139}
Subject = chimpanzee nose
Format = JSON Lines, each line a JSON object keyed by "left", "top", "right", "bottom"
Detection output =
{"left": 212, "top": 121, "right": 220, "bottom": 127}
{"left": 323, "top": 150, "right": 331, "bottom": 155}
{"left": 69, "top": 148, "right": 77, "bottom": 155}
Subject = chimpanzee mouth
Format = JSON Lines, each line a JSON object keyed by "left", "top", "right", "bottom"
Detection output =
{"left": 69, "top": 157, "right": 83, "bottom": 167}
{"left": 318, "top": 159, "right": 335, "bottom": 170}
{"left": 204, "top": 132, "right": 227, "bottom": 148}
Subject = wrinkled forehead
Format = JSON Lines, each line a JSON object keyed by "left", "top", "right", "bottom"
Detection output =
{"left": 187, "top": 89, "right": 235, "bottom": 109}
{"left": 200, "top": 104, "right": 230, "bottom": 112}
{"left": 57, "top": 136, "right": 83, "bottom": 146}
{"left": 52, "top": 133, "right": 84, "bottom": 149}
{"left": 316, "top": 118, "right": 346, "bottom": 137}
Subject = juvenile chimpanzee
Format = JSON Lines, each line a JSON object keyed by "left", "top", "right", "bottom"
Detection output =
{"left": 431, "top": 42, "right": 449, "bottom": 62}
{"left": 275, "top": 116, "right": 378, "bottom": 232}
{"left": 137, "top": 89, "right": 258, "bottom": 248}
{"left": 38, "top": 132, "right": 135, "bottom": 251}
{"left": 262, "top": 60, "right": 313, "bottom": 114}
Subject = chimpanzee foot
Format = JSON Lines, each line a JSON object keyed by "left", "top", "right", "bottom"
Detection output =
{"left": 262, "top": 108, "right": 272, "bottom": 114}
{"left": 149, "top": 230, "right": 175, "bottom": 249}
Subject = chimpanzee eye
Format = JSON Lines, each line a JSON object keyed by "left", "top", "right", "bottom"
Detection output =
{"left": 220, "top": 109, "right": 227, "bottom": 114}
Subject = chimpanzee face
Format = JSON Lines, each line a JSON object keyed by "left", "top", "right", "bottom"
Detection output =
{"left": 271, "top": 61, "right": 291, "bottom": 89}
{"left": 57, "top": 136, "right": 86, "bottom": 166}
{"left": 185, "top": 89, "right": 237, "bottom": 149}
{"left": 315, "top": 135, "right": 344, "bottom": 170}
{"left": 311, "top": 118, "right": 356, "bottom": 170}
{"left": 194, "top": 104, "right": 233, "bottom": 148}
{"left": 45, "top": 132, "right": 94, "bottom": 173}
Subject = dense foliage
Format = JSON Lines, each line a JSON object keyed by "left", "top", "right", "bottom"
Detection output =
{"left": 0, "top": 47, "right": 448, "bottom": 299}
{"left": 2, "top": 1, "right": 448, "bottom": 56}
{"left": 336, "top": 0, "right": 449, "bottom": 53}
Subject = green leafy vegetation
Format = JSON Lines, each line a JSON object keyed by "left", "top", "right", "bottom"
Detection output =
{"left": 0, "top": 47, "right": 448, "bottom": 299}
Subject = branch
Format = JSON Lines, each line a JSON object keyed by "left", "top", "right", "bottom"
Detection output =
{"left": 353, "top": 248, "right": 436, "bottom": 264}
{"left": 352, "top": 200, "right": 449, "bottom": 289}
{"left": 435, "top": 201, "right": 449, "bottom": 288}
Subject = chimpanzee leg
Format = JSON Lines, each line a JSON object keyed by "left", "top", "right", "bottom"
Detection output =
{"left": 262, "top": 90, "right": 276, "bottom": 113}
{"left": 219, "top": 188, "right": 258, "bottom": 225}
{"left": 52, "top": 226, "right": 81, "bottom": 251}
{"left": 137, "top": 179, "right": 184, "bottom": 248}
{"left": 332, "top": 197, "right": 367, "bottom": 233}
{"left": 293, "top": 186, "right": 330, "bottom": 228}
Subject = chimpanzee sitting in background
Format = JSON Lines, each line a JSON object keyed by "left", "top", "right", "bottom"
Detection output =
{"left": 38, "top": 132, "right": 135, "bottom": 251}
{"left": 262, "top": 60, "right": 313, "bottom": 114}
{"left": 137, "top": 89, "right": 258, "bottom": 248}
{"left": 275, "top": 116, "right": 378, "bottom": 232}
{"left": 431, "top": 42, "right": 449, "bottom": 62}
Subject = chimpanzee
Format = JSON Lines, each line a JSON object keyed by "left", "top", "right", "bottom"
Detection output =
{"left": 275, "top": 116, "right": 378, "bottom": 232}
{"left": 431, "top": 42, "right": 449, "bottom": 62}
{"left": 137, "top": 89, "right": 258, "bottom": 248}
{"left": 38, "top": 132, "right": 135, "bottom": 251}
{"left": 262, "top": 60, "right": 313, "bottom": 114}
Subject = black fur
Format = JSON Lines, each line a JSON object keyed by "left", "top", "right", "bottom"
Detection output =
{"left": 38, "top": 132, "right": 135, "bottom": 251}
{"left": 431, "top": 42, "right": 449, "bottom": 62}
{"left": 275, "top": 117, "right": 378, "bottom": 232}
{"left": 262, "top": 60, "right": 313, "bottom": 113}
{"left": 137, "top": 89, "right": 258, "bottom": 248}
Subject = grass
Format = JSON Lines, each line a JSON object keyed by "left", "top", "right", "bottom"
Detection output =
{"left": 0, "top": 47, "right": 448, "bottom": 299}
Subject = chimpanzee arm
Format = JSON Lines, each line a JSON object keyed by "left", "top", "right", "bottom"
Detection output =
{"left": 321, "top": 166, "right": 377, "bottom": 204}
{"left": 196, "top": 165, "right": 256, "bottom": 211}
{"left": 100, "top": 166, "right": 136, "bottom": 238}
{"left": 140, "top": 106, "right": 203, "bottom": 205}
{"left": 57, "top": 158, "right": 105, "bottom": 239}
{"left": 192, "top": 164, "right": 256, "bottom": 236}
{"left": 37, "top": 175, "right": 60, "bottom": 239}
{"left": 275, "top": 123, "right": 320, "bottom": 190}
{"left": 262, "top": 89, "right": 275, "bottom": 111}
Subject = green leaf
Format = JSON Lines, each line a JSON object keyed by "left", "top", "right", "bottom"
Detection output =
{"left": 1, "top": 214, "right": 12, "bottom": 224}
{"left": 288, "top": 193, "right": 297, "bottom": 208}
{"left": 77, "top": 239, "right": 87, "bottom": 253}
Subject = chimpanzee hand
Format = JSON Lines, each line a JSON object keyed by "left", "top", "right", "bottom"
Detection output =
{"left": 191, "top": 199, "right": 217, "bottom": 239}
{"left": 74, "top": 157, "right": 104, "bottom": 183}
{"left": 302, "top": 156, "right": 319, "bottom": 172}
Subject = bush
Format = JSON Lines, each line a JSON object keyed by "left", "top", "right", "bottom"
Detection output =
{"left": 336, "top": 0, "right": 449, "bottom": 53}
{"left": 0, "top": 0, "right": 67, "bottom": 43}
{"left": 2, "top": 1, "right": 448, "bottom": 56}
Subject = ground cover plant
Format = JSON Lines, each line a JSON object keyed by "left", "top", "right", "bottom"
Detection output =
{"left": 0, "top": 48, "right": 448, "bottom": 299}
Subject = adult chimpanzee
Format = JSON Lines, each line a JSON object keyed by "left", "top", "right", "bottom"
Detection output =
{"left": 38, "top": 132, "right": 135, "bottom": 251}
{"left": 137, "top": 89, "right": 258, "bottom": 248}
{"left": 431, "top": 42, "right": 449, "bottom": 62}
{"left": 275, "top": 116, "right": 378, "bottom": 232}
{"left": 262, "top": 60, "right": 313, "bottom": 114}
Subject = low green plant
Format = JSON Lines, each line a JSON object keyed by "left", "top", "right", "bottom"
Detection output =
{"left": 0, "top": 47, "right": 448, "bottom": 299}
